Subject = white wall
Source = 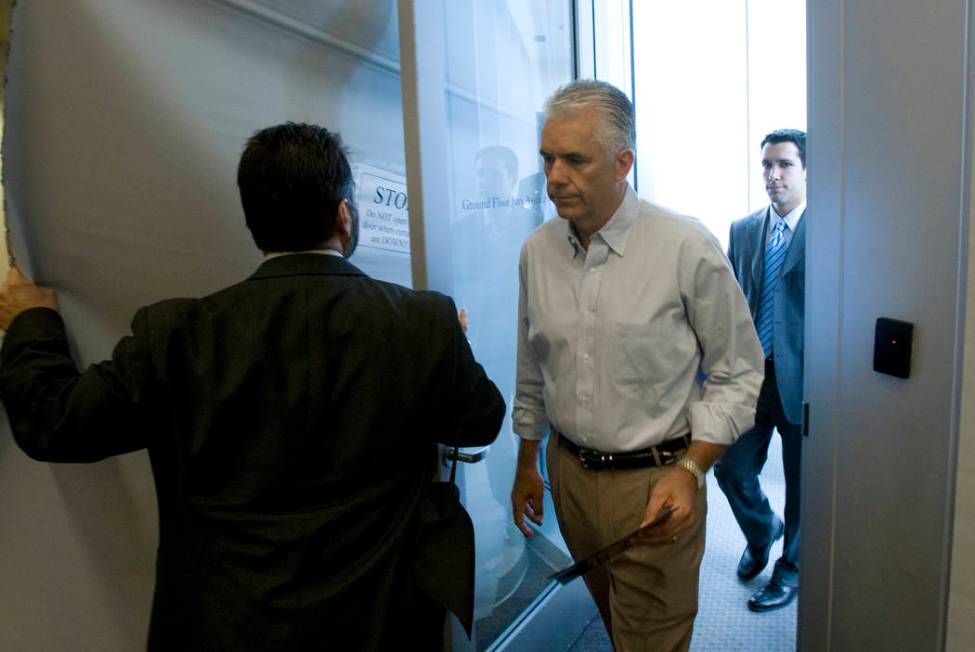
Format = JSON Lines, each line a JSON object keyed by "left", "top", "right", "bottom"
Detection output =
{"left": 947, "top": 111, "right": 975, "bottom": 648}
{"left": 805, "top": 0, "right": 972, "bottom": 649}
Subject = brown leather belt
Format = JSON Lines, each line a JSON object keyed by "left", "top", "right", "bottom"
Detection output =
{"left": 556, "top": 433, "right": 690, "bottom": 471}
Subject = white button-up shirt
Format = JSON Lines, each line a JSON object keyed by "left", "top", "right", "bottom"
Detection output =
{"left": 513, "top": 185, "right": 763, "bottom": 451}
{"left": 769, "top": 201, "right": 806, "bottom": 248}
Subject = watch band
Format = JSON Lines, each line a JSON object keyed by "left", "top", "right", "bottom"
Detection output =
{"left": 677, "top": 458, "right": 705, "bottom": 489}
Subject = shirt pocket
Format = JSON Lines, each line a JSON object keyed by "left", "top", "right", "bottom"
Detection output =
{"left": 612, "top": 322, "right": 673, "bottom": 392}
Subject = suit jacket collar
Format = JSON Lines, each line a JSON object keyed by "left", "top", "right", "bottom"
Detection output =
{"left": 781, "top": 208, "right": 806, "bottom": 275}
{"left": 752, "top": 207, "right": 805, "bottom": 276}
{"left": 248, "top": 252, "right": 368, "bottom": 281}
{"left": 745, "top": 208, "right": 768, "bottom": 294}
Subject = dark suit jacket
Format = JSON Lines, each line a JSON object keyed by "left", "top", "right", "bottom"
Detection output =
{"left": 728, "top": 207, "right": 806, "bottom": 424}
{"left": 0, "top": 253, "right": 505, "bottom": 651}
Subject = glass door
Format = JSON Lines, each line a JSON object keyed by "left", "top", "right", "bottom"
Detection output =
{"left": 398, "top": 1, "right": 596, "bottom": 649}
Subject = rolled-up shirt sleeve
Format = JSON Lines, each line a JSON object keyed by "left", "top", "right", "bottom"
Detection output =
{"left": 682, "top": 236, "right": 764, "bottom": 446}
{"left": 512, "top": 244, "right": 549, "bottom": 442}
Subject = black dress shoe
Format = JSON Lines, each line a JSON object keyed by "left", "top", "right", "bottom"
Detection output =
{"left": 736, "top": 518, "right": 784, "bottom": 580}
{"left": 748, "top": 580, "right": 798, "bottom": 612}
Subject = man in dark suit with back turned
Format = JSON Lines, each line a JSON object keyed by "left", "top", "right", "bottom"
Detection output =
{"left": 715, "top": 128, "right": 806, "bottom": 612}
{"left": 0, "top": 123, "right": 505, "bottom": 650}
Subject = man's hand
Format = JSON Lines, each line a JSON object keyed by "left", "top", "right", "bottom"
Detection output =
{"left": 638, "top": 441, "right": 725, "bottom": 544}
{"left": 458, "top": 307, "right": 469, "bottom": 334}
{"left": 511, "top": 439, "right": 544, "bottom": 538}
{"left": 638, "top": 466, "right": 699, "bottom": 545}
{"left": 0, "top": 267, "right": 58, "bottom": 331}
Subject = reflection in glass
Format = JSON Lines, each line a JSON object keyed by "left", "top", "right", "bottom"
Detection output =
{"left": 439, "top": 1, "right": 572, "bottom": 647}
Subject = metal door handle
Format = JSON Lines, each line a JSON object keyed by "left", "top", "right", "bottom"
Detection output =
{"left": 442, "top": 446, "right": 489, "bottom": 466}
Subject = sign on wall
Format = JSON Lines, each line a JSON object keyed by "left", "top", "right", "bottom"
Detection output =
{"left": 355, "top": 164, "right": 410, "bottom": 256}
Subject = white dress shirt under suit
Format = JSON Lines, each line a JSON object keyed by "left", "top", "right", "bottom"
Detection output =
{"left": 768, "top": 200, "right": 805, "bottom": 249}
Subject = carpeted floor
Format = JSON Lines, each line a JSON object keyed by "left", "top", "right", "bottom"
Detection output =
{"left": 567, "top": 434, "right": 797, "bottom": 652}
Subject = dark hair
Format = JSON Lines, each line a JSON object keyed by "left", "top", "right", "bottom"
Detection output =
{"left": 761, "top": 129, "right": 807, "bottom": 167}
{"left": 476, "top": 145, "right": 519, "bottom": 179}
{"left": 237, "top": 122, "right": 354, "bottom": 252}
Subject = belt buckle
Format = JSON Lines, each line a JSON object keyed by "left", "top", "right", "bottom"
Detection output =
{"left": 578, "top": 448, "right": 614, "bottom": 470}
{"left": 578, "top": 448, "right": 600, "bottom": 470}
{"left": 579, "top": 448, "right": 599, "bottom": 470}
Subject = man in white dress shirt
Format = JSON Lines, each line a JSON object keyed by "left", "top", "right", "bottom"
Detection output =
{"left": 509, "top": 80, "right": 764, "bottom": 650}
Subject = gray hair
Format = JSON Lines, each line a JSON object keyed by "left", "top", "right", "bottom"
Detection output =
{"left": 544, "top": 80, "right": 636, "bottom": 154}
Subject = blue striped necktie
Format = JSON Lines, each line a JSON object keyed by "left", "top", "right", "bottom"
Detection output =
{"left": 756, "top": 219, "right": 788, "bottom": 356}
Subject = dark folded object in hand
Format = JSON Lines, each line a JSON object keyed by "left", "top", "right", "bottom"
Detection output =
{"left": 549, "top": 507, "right": 673, "bottom": 584}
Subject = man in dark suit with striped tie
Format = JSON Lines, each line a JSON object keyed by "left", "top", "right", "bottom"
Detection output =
{"left": 716, "top": 129, "right": 807, "bottom": 612}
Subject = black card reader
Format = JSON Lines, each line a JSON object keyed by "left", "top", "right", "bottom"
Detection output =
{"left": 873, "top": 317, "right": 913, "bottom": 379}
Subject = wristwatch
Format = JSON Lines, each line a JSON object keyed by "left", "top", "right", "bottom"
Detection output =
{"left": 677, "top": 458, "right": 705, "bottom": 489}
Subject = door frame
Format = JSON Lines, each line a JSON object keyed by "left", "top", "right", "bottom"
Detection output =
{"left": 396, "top": 0, "right": 599, "bottom": 649}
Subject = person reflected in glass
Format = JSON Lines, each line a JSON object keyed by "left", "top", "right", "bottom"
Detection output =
{"left": 454, "top": 143, "right": 540, "bottom": 504}
{"left": 453, "top": 144, "right": 542, "bottom": 617}
{"left": 468, "top": 144, "right": 541, "bottom": 268}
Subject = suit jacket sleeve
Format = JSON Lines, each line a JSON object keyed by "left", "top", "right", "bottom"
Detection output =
{"left": 0, "top": 307, "right": 155, "bottom": 462}
{"left": 727, "top": 218, "right": 749, "bottom": 289}
{"left": 438, "top": 295, "right": 505, "bottom": 448}
{"left": 1, "top": 296, "right": 505, "bottom": 460}
{"left": 727, "top": 224, "right": 738, "bottom": 276}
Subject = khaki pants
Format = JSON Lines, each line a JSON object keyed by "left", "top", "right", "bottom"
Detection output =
{"left": 547, "top": 435, "right": 707, "bottom": 652}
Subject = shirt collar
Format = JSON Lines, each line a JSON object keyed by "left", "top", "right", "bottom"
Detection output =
{"left": 263, "top": 248, "right": 344, "bottom": 261}
{"left": 771, "top": 200, "right": 806, "bottom": 233}
{"left": 564, "top": 184, "right": 638, "bottom": 258}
